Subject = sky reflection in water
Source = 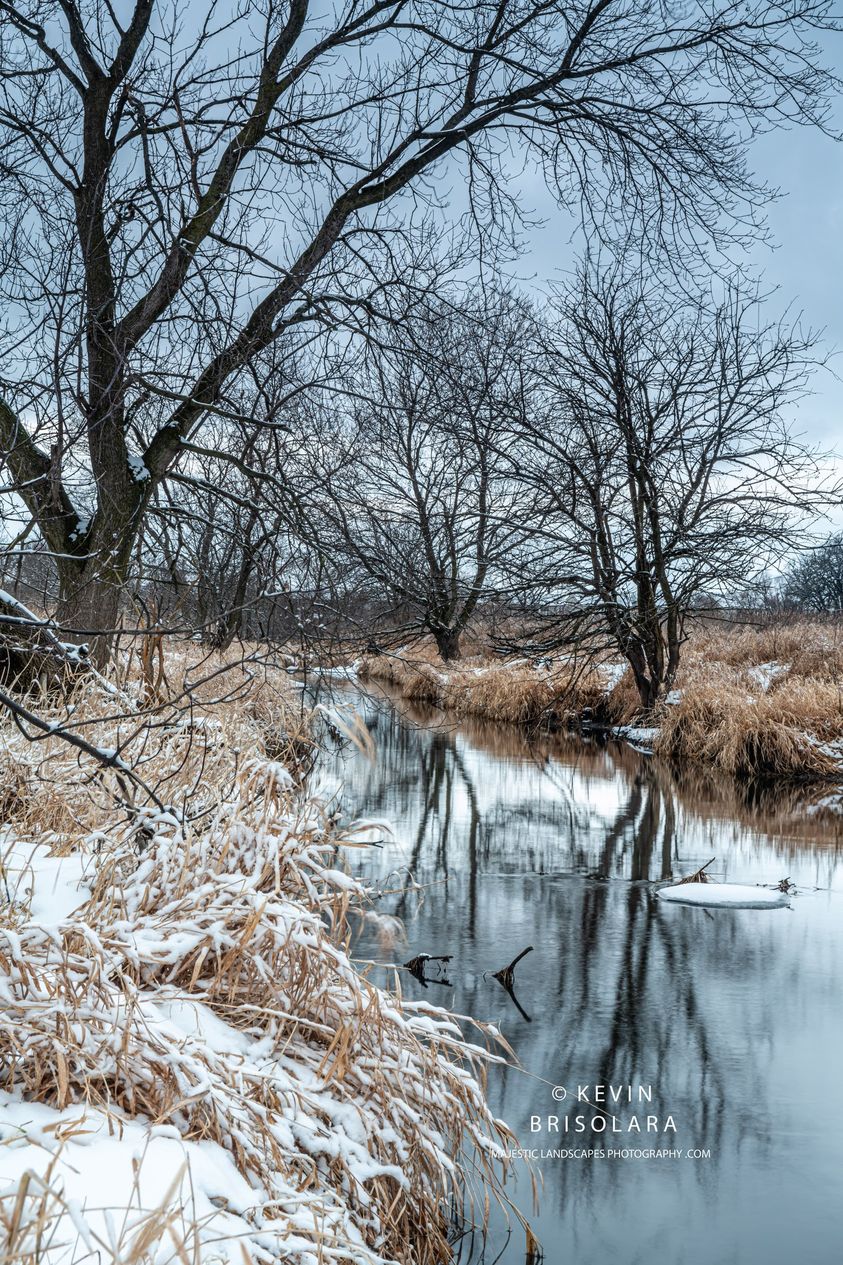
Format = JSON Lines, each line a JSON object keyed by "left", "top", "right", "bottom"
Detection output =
{"left": 314, "top": 683, "right": 843, "bottom": 1265}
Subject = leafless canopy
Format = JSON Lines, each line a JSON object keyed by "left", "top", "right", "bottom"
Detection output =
{"left": 784, "top": 532, "right": 843, "bottom": 612}
{"left": 0, "top": 0, "right": 839, "bottom": 658}
{"left": 310, "top": 287, "right": 536, "bottom": 660}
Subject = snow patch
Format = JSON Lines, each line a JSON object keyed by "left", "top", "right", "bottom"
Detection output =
{"left": 2, "top": 839, "right": 91, "bottom": 925}
{"left": 613, "top": 724, "right": 659, "bottom": 752}
{"left": 599, "top": 662, "right": 627, "bottom": 690}
{"left": 745, "top": 661, "right": 786, "bottom": 691}
{"left": 127, "top": 451, "right": 150, "bottom": 482}
{"left": 657, "top": 882, "right": 790, "bottom": 909}
{"left": 319, "top": 661, "right": 361, "bottom": 682}
{"left": 0, "top": 1093, "right": 261, "bottom": 1264}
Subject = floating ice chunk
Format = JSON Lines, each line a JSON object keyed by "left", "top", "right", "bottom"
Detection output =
{"left": 657, "top": 882, "right": 790, "bottom": 909}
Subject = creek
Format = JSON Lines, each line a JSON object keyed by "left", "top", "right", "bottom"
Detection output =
{"left": 313, "top": 681, "right": 843, "bottom": 1265}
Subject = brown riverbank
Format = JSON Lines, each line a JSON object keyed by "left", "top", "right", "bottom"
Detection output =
{"left": 355, "top": 619, "right": 843, "bottom": 786}
{"left": 0, "top": 642, "right": 518, "bottom": 1263}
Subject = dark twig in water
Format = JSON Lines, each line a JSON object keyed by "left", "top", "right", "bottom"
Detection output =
{"left": 492, "top": 945, "right": 534, "bottom": 991}
{"left": 500, "top": 979, "right": 533, "bottom": 1024}
{"left": 526, "top": 1225, "right": 543, "bottom": 1263}
{"left": 489, "top": 946, "right": 534, "bottom": 1022}
{"left": 404, "top": 953, "right": 453, "bottom": 987}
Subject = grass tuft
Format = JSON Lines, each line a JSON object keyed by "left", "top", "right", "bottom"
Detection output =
{"left": 357, "top": 619, "right": 843, "bottom": 783}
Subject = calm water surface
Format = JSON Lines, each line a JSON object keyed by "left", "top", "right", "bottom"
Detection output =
{"left": 312, "top": 682, "right": 843, "bottom": 1265}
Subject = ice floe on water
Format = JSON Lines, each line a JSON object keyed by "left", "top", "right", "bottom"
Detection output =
{"left": 657, "top": 882, "right": 790, "bottom": 909}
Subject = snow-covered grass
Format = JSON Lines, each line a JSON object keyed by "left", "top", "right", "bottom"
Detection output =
{"left": 0, "top": 640, "right": 314, "bottom": 845}
{"left": 0, "top": 641, "right": 518, "bottom": 1264}
{"left": 611, "top": 725, "right": 659, "bottom": 753}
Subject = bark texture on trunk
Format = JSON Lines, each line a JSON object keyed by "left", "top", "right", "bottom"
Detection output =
{"left": 434, "top": 628, "right": 462, "bottom": 662}
{"left": 55, "top": 520, "right": 138, "bottom": 665}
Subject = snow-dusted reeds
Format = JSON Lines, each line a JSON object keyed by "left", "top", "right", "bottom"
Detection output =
{"left": 653, "top": 668, "right": 843, "bottom": 780}
{"left": 0, "top": 641, "right": 518, "bottom": 1264}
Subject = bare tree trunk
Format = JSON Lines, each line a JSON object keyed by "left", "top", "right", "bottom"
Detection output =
{"left": 434, "top": 627, "right": 462, "bottom": 662}
{"left": 625, "top": 641, "right": 659, "bottom": 712}
{"left": 211, "top": 553, "right": 255, "bottom": 651}
{"left": 55, "top": 539, "right": 133, "bottom": 666}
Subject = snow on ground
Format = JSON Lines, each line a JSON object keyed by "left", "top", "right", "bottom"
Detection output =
{"left": 319, "top": 661, "right": 361, "bottom": 682}
{"left": 598, "top": 662, "right": 627, "bottom": 690}
{"left": 745, "top": 661, "right": 787, "bottom": 691}
{"left": 1, "top": 836, "right": 92, "bottom": 925}
{"left": 0, "top": 1094, "right": 261, "bottom": 1265}
{"left": 612, "top": 725, "right": 659, "bottom": 753}
{"left": 657, "top": 882, "right": 790, "bottom": 909}
{"left": 0, "top": 761, "right": 508, "bottom": 1265}
{"left": 807, "top": 735, "right": 843, "bottom": 763}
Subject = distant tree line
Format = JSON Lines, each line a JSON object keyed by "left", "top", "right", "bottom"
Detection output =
{"left": 783, "top": 534, "right": 843, "bottom": 613}
{"left": 2, "top": 0, "right": 842, "bottom": 711}
{"left": 4, "top": 257, "right": 839, "bottom": 710}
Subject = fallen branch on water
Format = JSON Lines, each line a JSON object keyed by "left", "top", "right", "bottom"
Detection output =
{"left": 492, "top": 946, "right": 534, "bottom": 991}
{"left": 677, "top": 858, "right": 716, "bottom": 885}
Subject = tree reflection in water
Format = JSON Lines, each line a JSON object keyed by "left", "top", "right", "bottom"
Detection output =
{"left": 313, "top": 681, "right": 843, "bottom": 1264}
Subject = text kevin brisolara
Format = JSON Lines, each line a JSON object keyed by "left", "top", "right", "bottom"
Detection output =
{"left": 529, "top": 1082, "right": 677, "bottom": 1136}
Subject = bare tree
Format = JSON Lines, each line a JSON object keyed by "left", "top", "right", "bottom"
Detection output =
{"left": 515, "top": 263, "right": 836, "bottom": 709}
{"left": 314, "top": 289, "right": 535, "bottom": 660}
{"left": 784, "top": 532, "right": 843, "bottom": 612}
{"left": 0, "top": 0, "right": 839, "bottom": 660}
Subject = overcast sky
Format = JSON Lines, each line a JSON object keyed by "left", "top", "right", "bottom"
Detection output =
{"left": 514, "top": 67, "right": 843, "bottom": 455}
{"left": 746, "top": 121, "right": 843, "bottom": 448}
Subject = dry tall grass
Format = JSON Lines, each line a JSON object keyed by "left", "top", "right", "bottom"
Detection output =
{"left": 355, "top": 620, "right": 843, "bottom": 783}
{"left": 358, "top": 644, "right": 627, "bottom": 729}
{"left": 654, "top": 675, "right": 843, "bottom": 780}
{"left": 0, "top": 638, "right": 518, "bottom": 1264}
{"left": 0, "top": 640, "right": 312, "bottom": 846}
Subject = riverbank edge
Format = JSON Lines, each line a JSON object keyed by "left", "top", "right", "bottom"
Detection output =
{"left": 0, "top": 644, "right": 523, "bottom": 1264}
{"left": 350, "top": 639, "right": 843, "bottom": 790}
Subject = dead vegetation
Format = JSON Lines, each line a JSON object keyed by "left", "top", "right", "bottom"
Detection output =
{"left": 0, "top": 636, "right": 519, "bottom": 1264}
{"left": 357, "top": 643, "right": 627, "bottom": 730}
{"left": 0, "top": 638, "right": 314, "bottom": 847}
{"left": 653, "top": 620, "right": 843, "bottom": 781}
{"left": 357, "top": 618, "right": 843, "bottom": 784}
{"left": 653, "top": 674, "right": 843, "bottom": 781}
{"left": 677, "top": 858, "right": 716, "bottom": 885}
